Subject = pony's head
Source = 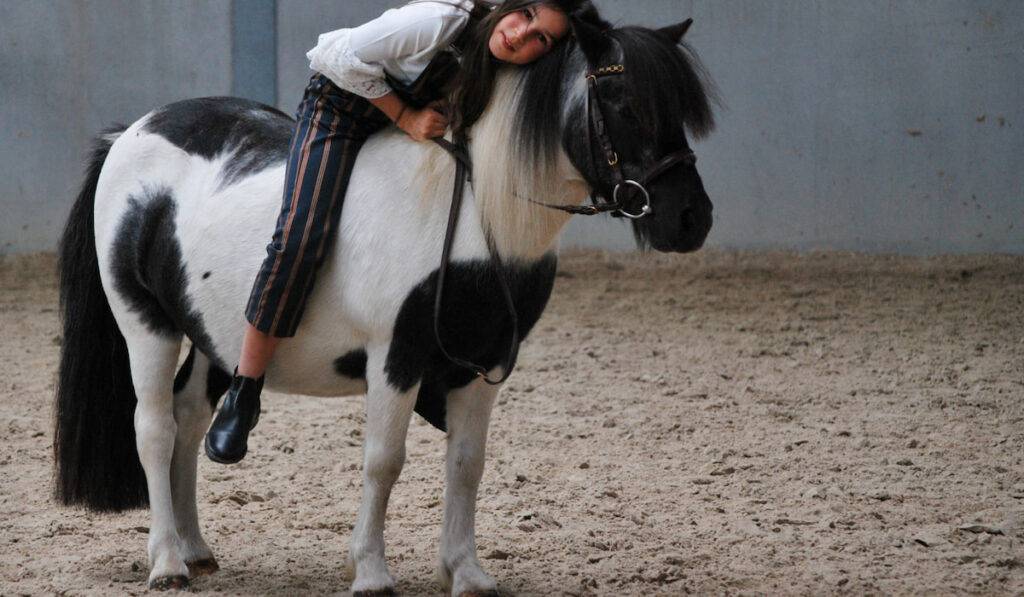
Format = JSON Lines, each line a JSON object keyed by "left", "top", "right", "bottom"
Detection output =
{"left": 516, "top": 11, "right": 717, "bottom": 253}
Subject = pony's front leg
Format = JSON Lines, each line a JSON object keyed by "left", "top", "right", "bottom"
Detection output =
{"left": 124, "top": 330, "right": 191, "bottom": 590}
{"left": 437, "top": 378, "right": 500, "bottom": 597}
{"left": 348, "top": 345, "right": 420, "bottom": 596}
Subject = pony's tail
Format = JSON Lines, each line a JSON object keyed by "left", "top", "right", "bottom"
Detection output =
{"left": 54, "top": 125, "right": 149, "bottom": 512}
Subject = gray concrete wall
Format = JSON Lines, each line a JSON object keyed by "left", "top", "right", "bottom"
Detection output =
{"left": 1, "top": 0, "right": 231, "bottom": 253}
{"left": 276, "top": 1, "right": 388, "bottom": 114}
{"left": 563, "top": 1, "right": 1024, "bottom": 254}
{"left": 3, "top": 1, "right": 1022, "bottom": 255}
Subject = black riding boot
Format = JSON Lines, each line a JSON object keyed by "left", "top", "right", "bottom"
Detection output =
{"left": 204, "top": 372, "right": 264, "bottom": 464}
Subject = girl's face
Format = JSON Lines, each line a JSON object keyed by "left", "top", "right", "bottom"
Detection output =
{"left": 488, "top": 5, "right": 569, "bottom": 65}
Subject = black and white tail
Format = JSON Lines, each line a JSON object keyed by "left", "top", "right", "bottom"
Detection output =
{"left": 53, "top": 126, "right": 149, "bottom": 512}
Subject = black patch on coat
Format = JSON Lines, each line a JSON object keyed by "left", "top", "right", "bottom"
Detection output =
{"left": 334, "top": 349, "right": 368, "bottom": 379}
{"left": 172, "top": 345, "right": 197, "bottom": 394}
{"left": 172, "top": 345, "right": 230, "bottom": 410}
{"left": 413, "top": 376, "right": 451, "bottom": 432}
{"left": 386, "top": 254, "right": 559, "bottom": 431}
{"left": 109, "top": 190, "right": 226, "bottom": 371}
{"left": 142, "top": 97, "right": 294, "bottom": 187}
{"left": 206, "top": 364, "right": 232, "bottom": 410}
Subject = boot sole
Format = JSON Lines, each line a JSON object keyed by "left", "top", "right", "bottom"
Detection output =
{"left": 204, "top": 435, "right": 246, "bottom": 464}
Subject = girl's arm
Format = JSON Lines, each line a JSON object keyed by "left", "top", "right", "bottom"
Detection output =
{"left": 368, "top": 93, "right": 448, "bottom": 142}
{"left": 308, "top": 2, "right": 469, "bottom": 140}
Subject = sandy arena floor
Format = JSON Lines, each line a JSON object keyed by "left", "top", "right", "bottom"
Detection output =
{"left": 1, "top": 248, "right": 1022, "bottom": 596}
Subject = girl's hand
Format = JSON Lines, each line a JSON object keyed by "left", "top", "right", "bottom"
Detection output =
{"left": 398, "top": 107, "right": 448, "bottom": 142}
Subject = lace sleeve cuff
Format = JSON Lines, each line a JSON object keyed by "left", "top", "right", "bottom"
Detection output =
{"left": 306, "top": 29, "right": 394, "bottom": 99}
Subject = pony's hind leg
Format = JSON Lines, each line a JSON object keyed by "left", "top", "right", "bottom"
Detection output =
{"left": 120, "top": 324, "right": 192, "bottom": 589}
{"left": 347, "top": 344, "right": 421, "bottom": 596}
{"left": 169, "top": 347, "right": 227, "bottom": 577}
{"left": 437, "top": 378, "right": 500, "bottom": 597}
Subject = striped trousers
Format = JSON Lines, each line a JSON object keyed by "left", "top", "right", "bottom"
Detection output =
{"left": 245, "top": 73, "right": 391, "bottom": 337}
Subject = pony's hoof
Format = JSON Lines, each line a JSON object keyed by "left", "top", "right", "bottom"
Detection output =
{"left": 186, "top": 557, "right": 220, "bottom": 577}
{"left": 459, "top": 591, "right": 499, "bottom": 597}
{"left": 149, "top": 574, "right": 190, "bottom": 591}
{"left": 352, "top": 589, "right": 397, "bottom": 597}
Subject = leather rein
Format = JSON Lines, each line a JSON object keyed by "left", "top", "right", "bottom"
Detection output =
{"left": 431, "top": 62, "right": 696, "bottom": 384}
{"left": 431, "top": 136, "right": 520, "bottom": 385}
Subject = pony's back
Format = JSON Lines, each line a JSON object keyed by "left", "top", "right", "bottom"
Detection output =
{"left": 89, "top": 97, "right": 496, "bottom": 390}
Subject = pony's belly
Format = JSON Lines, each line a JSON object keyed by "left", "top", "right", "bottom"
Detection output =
{"left": 263, "top": 322, "right": 369, "bottom": 397}
{"left": 264, "top": 364, "right": 368, "bottom": 397}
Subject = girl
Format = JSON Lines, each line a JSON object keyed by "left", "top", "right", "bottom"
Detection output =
{"left": 206, "top": 0, "right": 586, "bottom": 464}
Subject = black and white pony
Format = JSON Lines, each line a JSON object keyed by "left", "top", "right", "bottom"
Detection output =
{"left": 54, "top": 15, "right": 715, "bottom": 595}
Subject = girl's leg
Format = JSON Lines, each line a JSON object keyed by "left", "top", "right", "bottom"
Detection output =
{"left": 203, "top": 325, "right": 278, "bottom": 464}
{"left": 205, "top": 75, "right": 388, "bottom": 464}
{"left": 237, "top": 323, "right": 282, "bottom": 379}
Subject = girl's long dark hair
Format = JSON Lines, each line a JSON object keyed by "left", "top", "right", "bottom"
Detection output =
{"left": 448, "top": 0, "right": 588, "bottom": 136}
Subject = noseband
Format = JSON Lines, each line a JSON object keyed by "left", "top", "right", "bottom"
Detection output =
{"left": 541, "top": 63, "right": 697, "bottom": 219}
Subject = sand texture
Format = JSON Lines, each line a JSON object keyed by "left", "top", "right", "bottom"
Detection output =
{"left": 1, "top": 249, "right": 1022, "bottom": 596}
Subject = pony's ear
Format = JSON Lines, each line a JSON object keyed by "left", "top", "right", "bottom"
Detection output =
{"left": 572, "top": 17, "right": 613, "bottom": 65}
{"left": 657, "top": 18, "right": 694, "bottom": 43}
{"left": 573, "top": 3, "right": 612, "bottom": 29}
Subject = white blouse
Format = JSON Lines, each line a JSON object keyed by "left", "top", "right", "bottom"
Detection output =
{"left": 306, "top": 0, "right": 475, "bottom": 98}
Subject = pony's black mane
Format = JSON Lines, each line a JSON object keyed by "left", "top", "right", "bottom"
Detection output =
{"left": 612, "top": 27, "right": 717, "bottom": 141}
{"left": 510, "top": 22, "right": 717, "bottom": 173}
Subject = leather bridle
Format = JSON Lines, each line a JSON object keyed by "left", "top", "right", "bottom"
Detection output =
{"left": 534, "top": 63, "right": 698, "bottom": 219}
